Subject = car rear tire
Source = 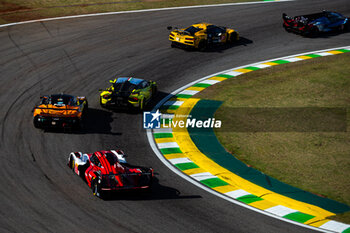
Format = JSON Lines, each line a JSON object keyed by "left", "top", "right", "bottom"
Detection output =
{"left": 33, "top": 116, "right": 40, "bottom": 128}
{"left": 307, "top": 26, "right": 319, "bottom": 37}
{"left": 345, "top": 22, "right": 350, "bottom": 32}
{"left": 229, "top": 32, "right": 238, "bottom": 43}
{"left": 197, "top": 40, "right": 206, "bottom": 51}
{"left": 152, "top": 85, "right": 158, "bottom": 97}
{"left": 73, "top": 118, "right": 83, "bottom": 131}
{"left": 283, "top": 24, "right": 292, "bottom": 32}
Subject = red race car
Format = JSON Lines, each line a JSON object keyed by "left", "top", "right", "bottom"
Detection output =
{"left": 68, "top": 149, "right": 153, "bottom": 198}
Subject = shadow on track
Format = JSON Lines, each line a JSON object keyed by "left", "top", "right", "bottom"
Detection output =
{"left": 171, "top": 37, "right": 253, "bottom": 53}
{"left": 41, "top": 108, "right": 121, "bottom": 135}
{"left": 101, "top": 177, "right": 202, "bottom": 201}
{"left": 82, "top": 108, "right": 121, "bottom": 135}
{"left": 105, "top": 91, "right": 171, "bottom": 113}
{"left": 285, "top": 29, "right": 350, "bottom": 38}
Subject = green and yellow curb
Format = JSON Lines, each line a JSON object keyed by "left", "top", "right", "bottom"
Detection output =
{"left": 149, "top": 46, "right": 350, "bottom": 233}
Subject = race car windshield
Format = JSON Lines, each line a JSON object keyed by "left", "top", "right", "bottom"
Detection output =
{"left": 113, "top": 81, "right": 137, "bottom": 93}
{"left": 327, "top": 12, "right": 344, "bottom": 19}
{"left": 50, "top": 95, "right": 72, "bottom": 105}
{"left": 105, "top": 152, "right": 118, "bottom": 165}
{"left": 185, "top": 26, "right": 201, "bottom": 35}
{"left": 207, "top": 25, "right": 226, "bottom": 34}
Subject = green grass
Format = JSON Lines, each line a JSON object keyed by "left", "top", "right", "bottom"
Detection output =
{"left": 0, "top": 0, "right": 258, "bottom": 25}
{"left": 196, "top": 53, "right": 350, "bottom": 223}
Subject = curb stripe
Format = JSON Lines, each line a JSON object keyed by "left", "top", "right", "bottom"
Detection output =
{"left": 160, "top": 147, "right": 182, "bottom": 154}
{"left": 315, "top": 52, "right": 333, "bottom": 56}
{"left": 284, "top": 57, "right": 304, "bottom": 62}
{"left": 233, "top": 68, "right": 252, "bottom": 73}
{"left": 163, "top": 101, "right": 184, "bottom": 106}
{"left": 160, "top": 105, "right": 180, "bottom": 110}
{"left": 265, "top": 205, "right": 298, "bottom": 216}
{"left": 183, "top": 167, "right": 206, "bottom": 175}
{"left": 164, "top": 153, "right": 186, "bottom": 160}
{"left": 155, "top": 138, "right": 175, "bottom": 144}
{"left": 190, "top": 172, "right": 217, "bottom": 181}
{"left": 157, "top": 142, "right": 179, "bottom": 149}
{"left": 198, "top": 79, "right": 221, "bottom": 85}
{"left": 253, "top": 63, "right": 272, "bottom": 68}
{"left": 306, "top": 54, "right": 322, "bottom": 58}
{"left": 284, "top": 212, "right": 315, "bottom": 223}
{"left": 176, "top": 94, "right": 192, "bottom": 99}
{"left": 192, "top": 83, "right": 211, "bottom": 88}
{"left": 200, "top": 178, "right": 229, "bottom": 188}
{"left": 169, "top": 157, "right": 193, "bottom": 164}
{"left": 225, "top": 189, "right": 251, "bottom": 199}
{"left": 178, "top": 90, "right": 199, "bottom": 96}
{"left": 224, "top": 71, "right": 243, "bottom": 76}
{"left": 237, "top": 194, "right": 263, "bottom": 204}
{"left": 320, "top": 221, "right": 350, "bottom": 232}
{"left": 216, "top": 74, "right": 235, "bottom": 78}
{"left": 175, "top": 162, "right": 200, "bottom": 171}
{"left": 244, "top": 66, "right": 261, "bottom": 71}
{"left": 270, "top": 59, "right": 290, "bottom": 64}
{"left": 153, "top": 133, "right": 173, "bottom": 138}
{"left": 153, "top": 128, "right": 172, "bottom": 133}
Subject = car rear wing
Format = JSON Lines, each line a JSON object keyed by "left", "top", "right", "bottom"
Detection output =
{"left": 33, "top": 105, "right": 80, "bottom": 118}
{"left": 34, "top": 107, "right": 79, "bottom": 111}
{"left": 167, "top": 26, "right": 190, "bottom": 36}
{"left": 33, "top": 103, "right": 80, "bottom": 113}
{"left": 282, "top": 13, "right": 310, "bottom": 27}
{"left": 282, "top": 13, "right": 290, "bottom": 20}
{"left": 101, "top": 172, "right": 153, "bottom": 189}
{"left": 283, "top": 12, "right": 326, "bottom": 23}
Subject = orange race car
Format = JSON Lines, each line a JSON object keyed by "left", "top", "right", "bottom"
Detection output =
{"left": 33, "top": 94, "right": 88, "bottom": 130}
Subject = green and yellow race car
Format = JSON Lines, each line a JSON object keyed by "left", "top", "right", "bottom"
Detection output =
{"left": 99, "top": 77, "right": 157, "bottom": 110}
{"left": 168, "top": 23, "right": 239, "bottom": 51}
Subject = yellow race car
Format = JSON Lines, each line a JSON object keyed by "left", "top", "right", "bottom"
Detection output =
{"left": 168, "top": 23, "right": 239, "bottom": 50}
{"left": 99, "top": 77, "right": 157, "bottom": 111}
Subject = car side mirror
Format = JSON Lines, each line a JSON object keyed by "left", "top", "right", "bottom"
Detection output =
{"left": 109, "top": 80, "right": 114, "bottom": 83}
{"left": 167, "top": 26, "right": 172, "bottom": 30}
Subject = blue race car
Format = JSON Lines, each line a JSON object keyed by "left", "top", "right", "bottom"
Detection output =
{"left": 283, "top": 11, "right": 349, "bottom": 36}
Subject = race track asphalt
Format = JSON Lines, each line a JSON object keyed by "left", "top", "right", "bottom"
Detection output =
{"left": 0, "top": 0, "right": 349, "bottom": 232}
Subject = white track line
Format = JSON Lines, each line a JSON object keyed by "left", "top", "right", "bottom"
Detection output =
{"left": 0, "top": 0, "right": 293, "bottom": 29}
